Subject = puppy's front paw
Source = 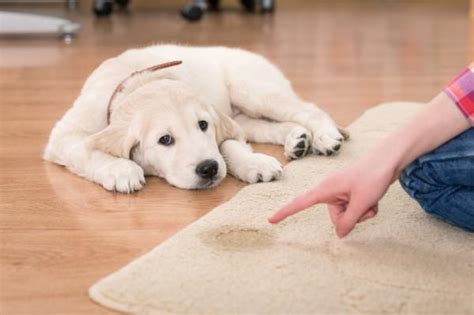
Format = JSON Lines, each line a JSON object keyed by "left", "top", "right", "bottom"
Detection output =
{"left": 236, "top": 153, "right": 283, "bottom": 184}
{"left": 94, "top": 159, "right": 145, "bottom": 193}
{"left": 310, "top": 122, "right": 345, "bottom": 156}
{"left": 284, "top": 126, "right": 312, "bottom": 160}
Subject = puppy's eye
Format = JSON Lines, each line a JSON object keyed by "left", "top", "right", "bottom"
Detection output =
{"left": 158, "top": 135, "right": 174, "bottom": 146}
{"left": 198, "top": 120, "right": 208, "bottom": 132}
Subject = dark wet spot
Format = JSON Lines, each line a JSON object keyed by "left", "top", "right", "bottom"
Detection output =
{"left": 200, "top": 226, "right": 274, "bottom": 251}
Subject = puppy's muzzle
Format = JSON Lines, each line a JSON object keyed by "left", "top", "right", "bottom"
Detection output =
{"left": 195, "top": 159, "right": 219, "bottom": 180}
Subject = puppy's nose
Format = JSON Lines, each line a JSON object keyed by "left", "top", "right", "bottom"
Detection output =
{"left": 195, "top": 159, "right": 219, "bottom": 179}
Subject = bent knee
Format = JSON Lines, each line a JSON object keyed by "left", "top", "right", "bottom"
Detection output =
{"left": 400, "top": 165, "right": 474, "bottom": 232}
{"left": 399, "top": 163, "right": 440, "bottom": 203}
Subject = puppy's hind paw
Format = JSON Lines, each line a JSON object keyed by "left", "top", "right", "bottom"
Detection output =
{"left": 94, "top": 159, "right": 145, "bottom": 193}
{"left": 284, "top": 126, "right": 312, "bottom": 160}
{"left": 310, "top": 123, "right": 346, "bottom": 156}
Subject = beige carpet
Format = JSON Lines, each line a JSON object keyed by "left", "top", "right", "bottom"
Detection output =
{"left": 89, "top": 102, "right": 474, "bottom": 315}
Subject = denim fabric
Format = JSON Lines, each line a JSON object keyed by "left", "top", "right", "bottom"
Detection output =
{"left": 399, "top": 128, "right": 474, "bottom": 232}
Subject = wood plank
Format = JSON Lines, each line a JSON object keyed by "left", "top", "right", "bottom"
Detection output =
{"left": 0, "top": 1, "right": 471, "bottom": 313}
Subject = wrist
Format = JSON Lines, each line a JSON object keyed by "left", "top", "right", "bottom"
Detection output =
{"left": 362, "top": 132, "right": 408, "bottom": 183}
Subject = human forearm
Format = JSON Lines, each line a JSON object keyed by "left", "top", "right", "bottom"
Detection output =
{"left": 372, "top": 92, "right": 471, "bottom": 181}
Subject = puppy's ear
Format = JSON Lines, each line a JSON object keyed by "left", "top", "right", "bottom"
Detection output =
{"left": 211, "top": 109, "right": 245, "bottom": 144}
{"left": 87, "top": 122, "right": 139, "bottom": 159}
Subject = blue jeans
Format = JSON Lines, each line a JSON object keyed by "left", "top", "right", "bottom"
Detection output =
{"left": 399, "top": 128, "right": 474, "bottom": 232}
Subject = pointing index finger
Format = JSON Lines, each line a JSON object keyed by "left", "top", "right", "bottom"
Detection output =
{"left": 268, "top": 186, "right": 330, "bottom": 224}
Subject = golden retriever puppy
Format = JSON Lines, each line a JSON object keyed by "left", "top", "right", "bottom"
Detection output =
{"left": 44, "top": 45, "right": 347, "bottom": 193}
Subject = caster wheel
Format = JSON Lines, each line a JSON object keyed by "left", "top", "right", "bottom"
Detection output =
{"left": 93, "top": 0, "right": 113, "bottom": 16}
{"left": 59, "top": 22, "right": 80, "bottom": 44}
{"left": 115, "top": 0, "right": 130, "bottom": 9}
{"left": 181, "top": 4, "right": 204, "bottom": 21}
{"left": 260, "top": 0, "right": 274, "bottom": 13}
{"left": 208, "top": 0, "right": 220, "bottom": 11}
{"left": 241, "top": 0, "right": 255, "bottom": 12}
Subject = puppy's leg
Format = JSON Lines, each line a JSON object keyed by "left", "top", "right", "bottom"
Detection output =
{"left": 229, "top": 80, "right": 346, "bottom": 156}
{"left": 220, "top": 139, "right": 282, "bottom": 183}
{"left": 44, "top": 129, "right": 145, "bottom": 193}
{"left": 234, "top": 114, "right": 311, "bottom": 160}
{"left": 83, "top": 150, "right": 145, "bottom": 193}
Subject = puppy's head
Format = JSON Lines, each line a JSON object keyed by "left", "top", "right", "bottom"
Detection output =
{"left": 88, "top": 80, "right": 242, "bottom": 189}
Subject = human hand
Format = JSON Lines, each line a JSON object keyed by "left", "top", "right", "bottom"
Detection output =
{"left": 268, "top": 156, "right": 397, "bottom": 238}
{"left": 269, "top": 92, "right": 472, "bottom": 238}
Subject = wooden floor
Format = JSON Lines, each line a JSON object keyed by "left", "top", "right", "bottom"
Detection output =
{"left": 0, "top": 1, "right": 471, "bottom": 314}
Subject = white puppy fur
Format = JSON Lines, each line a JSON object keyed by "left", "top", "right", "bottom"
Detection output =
{"left": 44, "top": 45, "right": 347, "bottom": 193}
